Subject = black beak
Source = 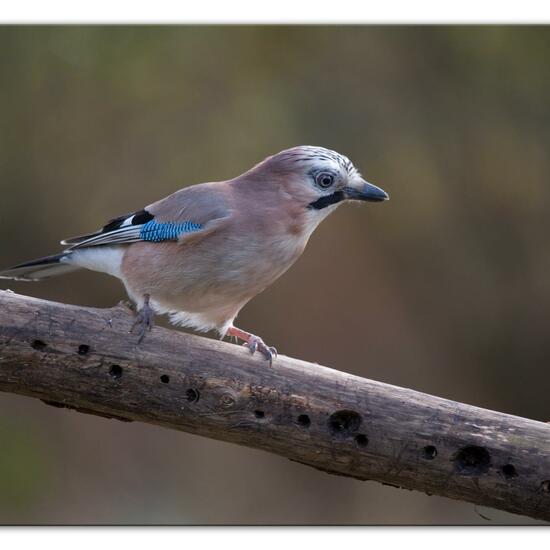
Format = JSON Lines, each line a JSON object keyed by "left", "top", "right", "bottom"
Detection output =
{"left": 344, "top": 180, "right": 389, "bottom": 202}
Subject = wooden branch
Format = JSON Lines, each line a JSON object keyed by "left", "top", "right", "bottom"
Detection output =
{"left": 0, "top": 290, "right": 549, "bottom": 521}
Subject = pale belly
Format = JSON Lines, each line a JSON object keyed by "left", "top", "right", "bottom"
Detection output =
{"left": 120, "top": 232, "right": 307, "bottom": 331}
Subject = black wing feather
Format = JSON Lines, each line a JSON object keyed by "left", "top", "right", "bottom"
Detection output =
{"left": 61, "top": 209, "right": 154, "bottom": 246}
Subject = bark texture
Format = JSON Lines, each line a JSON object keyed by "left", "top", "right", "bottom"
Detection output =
{"left": 0, "top": 290, "right": 549, "bottom": 521}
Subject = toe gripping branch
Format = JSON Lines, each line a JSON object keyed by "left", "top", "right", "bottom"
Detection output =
{"left": 128, "top": 299, "right": 276, "bottom": 363}
{"left": 226, "top": 326, "right": 277, "bottom": 364}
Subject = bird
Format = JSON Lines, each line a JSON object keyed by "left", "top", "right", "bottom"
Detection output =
{"left": 0, "top": 146, "right": 389, "bottom": 362}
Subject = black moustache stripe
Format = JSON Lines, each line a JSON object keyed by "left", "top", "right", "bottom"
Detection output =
{"left": 307, "top": 191, "right": 345, "bottom": 210}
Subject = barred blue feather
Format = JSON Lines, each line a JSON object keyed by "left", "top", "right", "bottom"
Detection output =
{"left": 139, "top": 220, "right": 203, "bottom": 242}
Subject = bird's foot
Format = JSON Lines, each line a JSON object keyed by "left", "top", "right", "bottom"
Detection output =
{"left": 130, "top": 294, "right": 154, "bottom": 343}
{"left": 245, "top": 335, "right": 278, "bottom": 364}
{"left": 226, "top": 326, "right": 277, "bottom": 364}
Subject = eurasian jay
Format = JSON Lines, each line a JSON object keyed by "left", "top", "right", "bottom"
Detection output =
{"left": 0, "top": 146, "right": 389, "bottom": 361}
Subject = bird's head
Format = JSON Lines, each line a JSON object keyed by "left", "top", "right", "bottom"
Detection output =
{"left": 257, "top": 146, "right": 389, "bottom": 221}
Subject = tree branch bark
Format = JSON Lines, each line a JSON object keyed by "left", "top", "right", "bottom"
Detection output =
{"left": 0, "top": 290, "right": 549, "bottom": 521}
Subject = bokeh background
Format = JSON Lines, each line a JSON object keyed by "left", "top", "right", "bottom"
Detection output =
{"left": 0, "top": 25, "right": 549, "bottom": 525}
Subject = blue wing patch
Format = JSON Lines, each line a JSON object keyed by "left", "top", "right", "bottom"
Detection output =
{"left": 139, "top": 220, "right": 203, "bottom": 242}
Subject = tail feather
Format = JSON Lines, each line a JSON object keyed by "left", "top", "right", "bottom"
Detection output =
{"left": 0, "top": 253, "right": 81, "bottom": 281}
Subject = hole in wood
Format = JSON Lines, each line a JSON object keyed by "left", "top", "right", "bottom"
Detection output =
{"left": 109, "top": 365, "right": 123, "bottom": 379}
{"left": 78, "top": 344, "right": 90, "bottom": 356}
{"left": 423, "top": 445, "right": 437, "bottom": 460}
{"left": 186, "top": 389, "right": 200, "bottom": 402}
{"left": 254, "top": 410, "right": 265, "bottom": 419}
{"left": 355, "top": 434, "right": 368, "bottom": 447}
{"left": 160, "top": 374, "right": 170, "bottom": 384}
{"left": 453, "top": 445, "right": 491, "bottom": 475}
{"left": 541, "top": 480, "right": 550, "bottom": 494}
{"left": 501, "top": 464, "right": 517, "bottom": 479}
{"left": 31, "top": 339, "right": 46, "bottom": 351}
{"left": 297, "top": 414, "right": 311, "bottom": 427}
{"left": 328, "top": 410, "right": 362, "bottom": 436}
{"left": 41, "top": 399, "right": 66, "bottom": 408}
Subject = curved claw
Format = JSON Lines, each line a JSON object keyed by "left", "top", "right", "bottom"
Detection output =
{"left": 228, "top": 326, "right": 278, "bottom": 365}
{"left": 244, "top": 339, "right": 259, "bottom": 354}
{"left": 244, "top": 336, "right": 277, "bottom": 365}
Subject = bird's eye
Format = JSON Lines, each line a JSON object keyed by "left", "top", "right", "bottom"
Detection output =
{"left": 315, "top": 172, "right": 334, "bottom": 189}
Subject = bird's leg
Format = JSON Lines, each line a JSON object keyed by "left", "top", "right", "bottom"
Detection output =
{"left": 226, "top": 326, "right": 277, "bottom": 364}
{"left": 130, "top": 293, "right": 155, "bottom": 343}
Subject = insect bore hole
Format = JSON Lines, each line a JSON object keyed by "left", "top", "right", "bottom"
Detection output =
{"left": 31, "top": 339, "right": 47, "bottom": 351}
{"left": 109, "top": 365, "right": 123, "bottom": 379}
{"left": 186, "top": 388, "right": 200, "bottom": 402}
{"left": 297, "top": 414, "right": 311, "bottom": 427}
{"left": 328, "top": 410, "right": 362, "bottom": 436}
{"left": 254, "top": 410, "right": 265, "bottom": 419}
{"left": 355, "top": 434, "right": 368, "bottom": 448}
{"left": 453, "top": 445, "right": 491, "bottom": 475}
{"left": 423, "top": 445, "right": 437, "bottom": 460}
{"left": 78, "top": 344, "right": 90, "bottom": 356}
{"left": 160, "top": 375, "right": 170, "bottom": 384}
{"left": 501, "top": 464, "right": 518, "bottom": 479}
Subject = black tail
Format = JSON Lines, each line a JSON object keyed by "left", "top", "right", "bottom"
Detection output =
{"left": 0, "top": 252, "right": 80, "bottom": 281}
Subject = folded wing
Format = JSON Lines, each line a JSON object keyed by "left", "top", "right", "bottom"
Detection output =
{"left": 61, "top": 183, "right": 231, "bottom": 250}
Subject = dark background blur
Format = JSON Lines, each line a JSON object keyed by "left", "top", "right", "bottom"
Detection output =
{"left": 0, "top": 25, "right": 549, "bottom": 525}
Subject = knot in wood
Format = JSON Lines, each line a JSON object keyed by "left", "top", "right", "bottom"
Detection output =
{"left": 219, "top": 392, "right": 237, "bottom": 409}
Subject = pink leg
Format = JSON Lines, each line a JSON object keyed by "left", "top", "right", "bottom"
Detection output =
{"left": 226, "top": 326, "right": 277, "bottom": 364}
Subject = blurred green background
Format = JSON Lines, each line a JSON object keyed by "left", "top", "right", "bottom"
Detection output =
{"left": 0, "top": 25, "right": 549, "bottom": 525}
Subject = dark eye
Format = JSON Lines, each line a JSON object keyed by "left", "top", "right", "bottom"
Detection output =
{"left": 315, "top": 172, "right": 334, "bottom": 189}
